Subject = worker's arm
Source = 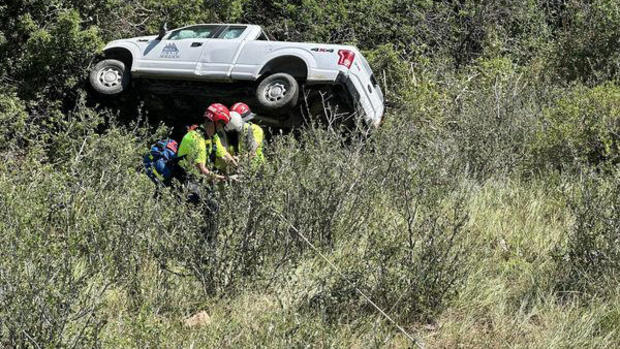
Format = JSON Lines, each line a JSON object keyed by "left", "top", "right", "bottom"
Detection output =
{"left": 223, "top": 153, "right": 239, "bottom": 168}
{"left": 214, "top": 135, "right": 238, "bottom": 168}
{"left": 196, "top": 162, "right": 227, "bottom": 181}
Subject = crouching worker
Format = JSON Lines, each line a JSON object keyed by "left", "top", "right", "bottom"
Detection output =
{"left": 225, "top": 102, "right": 265, "bottom": 167}
{"left": 177, "top": 103, "right": 237, "bottom": 204}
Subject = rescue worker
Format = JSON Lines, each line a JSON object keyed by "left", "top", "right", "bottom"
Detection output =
{"left": 225, "top": 102, "right": 265, "bottom": 166}
{"left": 208, "top": 116, "right": 238, "bottom": 174}
{"left": 177, "top": 103, "right": 237, "bottom": 203}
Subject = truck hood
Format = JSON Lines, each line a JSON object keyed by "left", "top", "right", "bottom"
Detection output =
{"left": 107, "top": 35, "right": 157, "bottom": 45}
{"left": 130, "top": 35, "right": 159, "bottom": 42}
{"left": 103, "top": 35, "right": 158, "bottom": 51}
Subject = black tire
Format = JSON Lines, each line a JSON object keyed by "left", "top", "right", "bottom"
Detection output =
{"left": 89, "top": 59, "right": 130, "bottom": 95}
{"left": 256, "top": 73, "right": 299, "bottom": 111}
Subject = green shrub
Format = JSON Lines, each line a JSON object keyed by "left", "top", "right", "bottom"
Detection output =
{"left": 436, "top": 57, "right": 542, "bottom": 178}
{"left": 17, "top": 10, "right": 102, "bottom": 98}
{"left": 0, "top": 92, "right": 32, "bottom": 151}
{"left": 0, "top": 117, "right": 198, "bottom": 346}
{"left": 554, "top": 168, "right": 620, "bottom": 297}
{"left": 298, "top": 193, "right": 471, "bottom": 323}
{"left": 0, "top": 159, "right": 108, "bottom": 347}
{"left": 245, "top": 122, "right": 474, "bottom": 323}
{"left": 553, "top": 0, "right": 620, "bottom": 83}
{"left": 533, "top": 83, "right": 620, "bottom": 169}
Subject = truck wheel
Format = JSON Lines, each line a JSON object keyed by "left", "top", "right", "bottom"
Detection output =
{"left": 89, "top": 59, "right": 130, "bottom": 95}
{"left": 256, "top": 73, "right": 299, "bottom": 111}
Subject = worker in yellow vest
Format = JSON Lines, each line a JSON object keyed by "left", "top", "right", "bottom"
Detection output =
{"left": 177, "top": 103, "right": 238, "bottom": 203}
{"left": 225, "top": 102, "right": 265, "bottom": 167}
{"left": 178, "top": 103, "right": 237, "bottom": 180}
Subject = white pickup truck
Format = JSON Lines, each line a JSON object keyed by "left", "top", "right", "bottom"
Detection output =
{"left": 90, "top": 23, "right": 384, "bottom": 127}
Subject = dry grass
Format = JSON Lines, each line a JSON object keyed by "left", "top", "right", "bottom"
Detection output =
{"left": 94, "top": 176, "right": 618, "bottom": 348}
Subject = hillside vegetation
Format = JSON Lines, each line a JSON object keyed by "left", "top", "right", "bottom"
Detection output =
{"left": 1, "top": 1, "right": 619, "bottom": 347}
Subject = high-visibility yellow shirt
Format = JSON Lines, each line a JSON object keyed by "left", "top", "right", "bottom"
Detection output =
{"left": 206, "top": 133, "right": 231, "bottom": 171}
{"left": 239, "top": 123, "right": 265, "bottom": 165}
{"left": 228, "top": 123, "right": 265, "bottom": 166}
{"left": 177, "top": 130, "right": 206, "bottom": 177}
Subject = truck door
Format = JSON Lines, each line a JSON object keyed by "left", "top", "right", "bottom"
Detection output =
{"left": 196, "top": 26, "right": 248, "bottom": 81}
{"left": 139, "top": 25, "right": 219, "bottom": 78}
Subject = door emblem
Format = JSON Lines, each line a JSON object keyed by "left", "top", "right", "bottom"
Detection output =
{"left": 161, "top": 43, "right": 180, "bottom": 58}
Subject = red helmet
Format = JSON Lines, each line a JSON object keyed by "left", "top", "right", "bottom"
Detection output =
{"left": 204, "top": 103, "right": 230, "bottom": 124}
{"left": 230, "top": 102, "right": 252, "bottom": 119}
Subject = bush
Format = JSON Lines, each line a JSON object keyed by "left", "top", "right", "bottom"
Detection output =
{"left": 297, "top": 193, "right": 471, "bottom": 324}
{"left": 239, "top": 122, "right": 474, "bottom": 323}
{"left": 0, "top": 92, "right": 32, "bottom": 152}
{"left": 0, "top": 158, "right": 108, "bottom": 347}
{"left": 428, "top": 57, "right": 544, "bottom": 178}
{"left": 17, "top": 10, "right": 102, "bottom": 99}
{"left": 553, "top": 0, "right": 620, "bottom": 83}
{"left": 0, "top": 116, "right": 197, "bottom": 346}
{"left": 533, "top": 83, "right": 620, "bottom": 169}
{"left": 554, "top": 168, "right": 620, "bottom": 298}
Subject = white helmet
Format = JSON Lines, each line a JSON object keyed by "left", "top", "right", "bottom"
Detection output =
{"left": 225, "top": 111, "right": 244, "bottom": 132}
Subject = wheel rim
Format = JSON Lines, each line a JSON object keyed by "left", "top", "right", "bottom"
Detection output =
{"left": 264, "top": 79, "right": 289, "bottom": 103}
{"left": 97, "top": 66, "right": 123, "bottom": 89}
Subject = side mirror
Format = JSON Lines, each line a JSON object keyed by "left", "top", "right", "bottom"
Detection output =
{"left": 156, "top": 22, "right": 168, "bottom": 40}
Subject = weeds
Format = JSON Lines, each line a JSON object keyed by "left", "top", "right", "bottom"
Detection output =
{"left": 555, "top": 168, "right": 620, "bottom": 298}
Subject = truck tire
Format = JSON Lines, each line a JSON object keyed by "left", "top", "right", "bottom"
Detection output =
{"left": 256, "top": 73, "right": 299, "bottom": 111}
{"left": 89, "top": 59, "right": 130, "bottom": 95}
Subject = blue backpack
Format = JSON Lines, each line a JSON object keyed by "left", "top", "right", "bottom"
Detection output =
{"left": 143, "top": 139, "right": 183, "bottom": 186}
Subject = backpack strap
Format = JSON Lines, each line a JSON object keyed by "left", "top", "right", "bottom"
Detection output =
{"left": 207, "top": 137, "right": 218, "bottom": 165}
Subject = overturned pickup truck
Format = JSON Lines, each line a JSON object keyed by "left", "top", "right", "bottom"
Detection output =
{"left": 90, "top": 23, "right": 384, "bottom": 127}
